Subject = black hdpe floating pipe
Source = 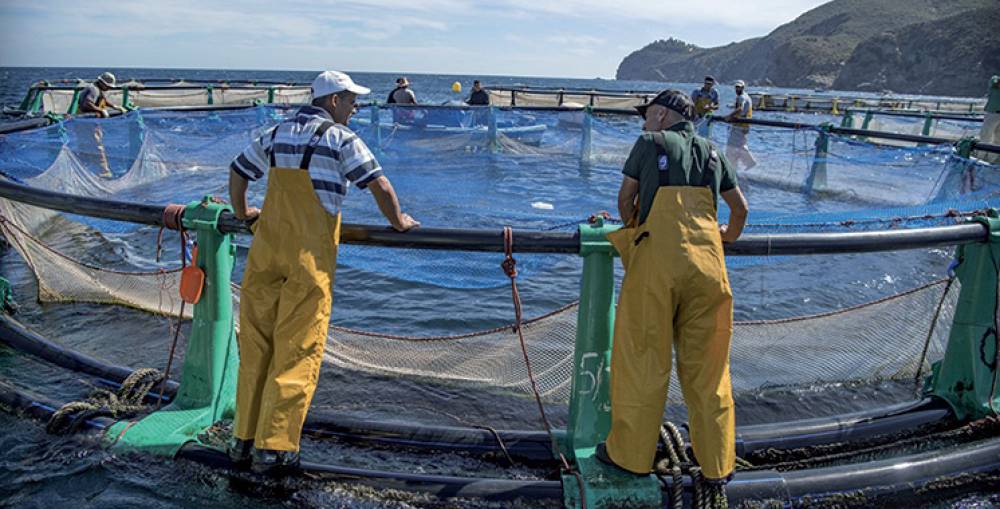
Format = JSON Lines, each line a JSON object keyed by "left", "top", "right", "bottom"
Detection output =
{"left": 1, "top": 376, "right": 997, "bottom": 506}
{"left": 0, "top": 179, "right": 990, "bottom": 256}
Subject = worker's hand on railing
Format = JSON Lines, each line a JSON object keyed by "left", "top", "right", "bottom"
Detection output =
{"left": 393, "top": 213, "right": 420, "bottom": 232}
{"left": 236, "top": 207, "right": 260, "bottom": 222}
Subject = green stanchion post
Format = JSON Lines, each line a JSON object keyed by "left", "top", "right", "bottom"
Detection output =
{"left": 106, "top": 197, "right": 239, "bottom": 456}
{"left": 840, "top": 109, "right": 854, "bottom": 129}
{"left": 28, "top": 87, "right": 45, "bottom": 115}
{"left": 0, "top": 276, "right": 16, "bottom": 315}
{"left": 68, "top": 88, "right": 83, "bottom": 115}
{"left": 562, "top": 218, "right": 661, "bottom": 509}
{"left": 206, "top": 85, "right": 214, "bottom": 105}
{"left": 579, "top": 106, "right": 592, "bottom": 164}
{"left": 267, "top": 86, "right": 275, "bottom": 104}
{"left": 371, "top": 101, "right": 382, "bottom": 152}
{"left": 803, "top": 123, "right": 831, "bottom": 195}
{"left": 488, "top": 105, "right": 498, "bottom": 153}
{"left": 919, "top": 113, "right": 935, "bottom": 147}
{"left": 927, "top": 210, "right": 1000, "bottom": 420}
{"left": 860, "top": 110, "right": 874, "bottom": 131}
{"left": 17, "top": 87, "right": 36, "bottom": 112}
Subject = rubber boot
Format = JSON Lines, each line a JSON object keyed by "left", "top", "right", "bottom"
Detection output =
{"left": 228, "top": 438, "right": 254, "bottom": 466}
{"left": 251, "top": 448, "right": 301, "bottom": 475}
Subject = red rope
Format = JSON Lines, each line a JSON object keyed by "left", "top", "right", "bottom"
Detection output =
{"left": 156, "top": 210, "right": 189, "bottom": 407}
{"left": 502, "top": 226, "right": 587, "bottom": 507}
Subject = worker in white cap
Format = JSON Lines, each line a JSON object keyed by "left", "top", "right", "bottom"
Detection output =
{"left": 78, "top": 72, "right": 124, "bottom": 118}
{"left": 725, "top": 80, "right": 757, "bottom": 171}
{"left": 76, "top": 72, "right": 125, "bottom": 177}
{"left": 228, "top": 70, "right": 419, "bottom": 474}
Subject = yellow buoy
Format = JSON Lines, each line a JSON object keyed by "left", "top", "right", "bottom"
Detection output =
{"left": 451, "top": 81, "right": 462, "bottom": 93}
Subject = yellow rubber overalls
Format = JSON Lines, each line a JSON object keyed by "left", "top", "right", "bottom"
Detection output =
{"left": 233, "top": 122, "right": 341, "bottom": 452}
{"left": 604, "top": 184, "right": 736, "bottom": 480}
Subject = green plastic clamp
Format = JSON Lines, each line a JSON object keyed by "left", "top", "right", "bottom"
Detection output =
{"left": 927, "top": 210, "right": 1000, "bottom": 421}
{"left": 106, "top": 196, "right": 239, "bottom": 456}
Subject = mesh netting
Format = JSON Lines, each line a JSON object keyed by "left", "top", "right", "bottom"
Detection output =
{"left": 0, "top": 202, "right": 957, "bottom": 402}
{"left": 0, "top": 103, "right": 993, "bottom": 405}
{"left": 32, "top": 86, "right": 313, "bottom": 113}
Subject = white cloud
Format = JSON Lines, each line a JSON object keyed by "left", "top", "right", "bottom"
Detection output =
{"left": 0, "top": 0, "right": 833, "bottom": 77}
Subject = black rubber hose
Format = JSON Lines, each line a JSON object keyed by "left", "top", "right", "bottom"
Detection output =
{"left": 4, "top": 373, "right": 999, "bottom": 506}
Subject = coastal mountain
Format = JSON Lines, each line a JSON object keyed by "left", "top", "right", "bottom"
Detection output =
{"left": 615, "top": 0, "right": 998, "bottom": 97}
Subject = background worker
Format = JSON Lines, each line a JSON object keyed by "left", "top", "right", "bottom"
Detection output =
{"left": 228, "top": 70, "right": 419, "bottom": 474}
{"left": 78, "top": 72, "right": 125, "bottom": 118}
{"left": 691, "top": 75, "right": 720, "bottom": 118}
{"left": 724, "top": 80, "right": 757, "bottom": 171}
{"left": 978, "top": 75, "right": 1000, "bottom": 164}
{"left": 466, "top": 80, "right": 490, "bottom": 105}
{"left": 76, "top": 72, "right": 125, "bottom": 177}
{"left": 596, "top": 90, "right": 748, "bottom": 488}
{"left": 387, "top": 76, "right": 417, "bottom": 104}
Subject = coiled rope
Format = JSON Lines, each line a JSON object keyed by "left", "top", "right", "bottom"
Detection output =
{"left": 46, "top": 368, "right": 163, "bottom": 435}
{"left": 655, "top": 421, "right": 729, "bottom": 509}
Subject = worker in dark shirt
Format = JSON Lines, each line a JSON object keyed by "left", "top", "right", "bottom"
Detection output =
{"left": 596, "top": 89, "right": 748, "bottom": 488}
{"left": 466, "top": 80, "right": 490, "bottom": 105}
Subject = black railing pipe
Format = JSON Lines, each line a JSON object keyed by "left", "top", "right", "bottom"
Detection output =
{"left": 0, "top": 180, "right": 990, "bottom": 256}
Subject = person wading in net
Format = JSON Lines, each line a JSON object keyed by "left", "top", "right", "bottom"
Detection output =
{"left": 76, "top": 72, "right": 126, "bottom": 177}
{"left": 595, "top": 90, "right": 748, "bottom": 488}
{"left": 227, "top": 70, "right": 419, "bottom": 474}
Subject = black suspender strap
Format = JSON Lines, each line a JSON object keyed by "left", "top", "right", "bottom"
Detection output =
{"left": 268, "top": 126, "right": 279, "bottom": 166}
{"left": 300, "top": 121, "right": 336, "bottom": 170}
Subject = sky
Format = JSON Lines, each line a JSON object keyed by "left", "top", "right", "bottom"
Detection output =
{"left": 0, "top": 0, "right": 829, "bottom": 78}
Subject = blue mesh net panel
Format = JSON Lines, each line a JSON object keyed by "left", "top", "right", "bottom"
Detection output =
{"left": 0, "top": 103, "right": 997, "bottom": 332}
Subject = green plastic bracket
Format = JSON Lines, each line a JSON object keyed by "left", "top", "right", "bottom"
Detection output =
{"left": 803, "top": 123, "right": 831, "bottom": 195}
{"left": 985, "top": 75, "right": 1000, "bottom": 114}
{"left": 927, "top": 210, "right": 1000, "bottom": 421}
{"left": 267, "top": 86, "right": 276, "bottom": 104}
{"left": 563, "top": 219, "right": 661, "bottom": 508}
{"left": 0, "top": 276, "right": 16, "bottom": 314}
{"left": 487, "top": 105, "right": 499, "bottom": 153}
{"left": 68, "top": 88, "right": 83, "bottom": 115}
{"left": 17, "top": 87, "right": 35, "bottom": 112}
{"left": 106, "top": 196, "right": 239, "bottom": 456}
{"left": 121, "top": 86, "right": 130, "bottom": 109}
{"left": 860, "top": 110, "right": 874, "bottom": 131}
{"left": 206, "top": 85, "right": 214, "bottom": 105}
{"left": 370, "top": 101, "right": 383, "bottom": 155}
{"left": 580, "top": 106, "right": 593, "bottom": 163}
{"left": 28, "top": 88, "right": 45, "bottom": 115}
{"left": 955, "top": 136, "right": 976, "bottom": 159}
{"left": 840, "top": 109, "right": 854, "bottom": 129}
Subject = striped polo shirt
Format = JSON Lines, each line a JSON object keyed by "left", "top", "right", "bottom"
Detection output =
{"left": 230, "top": 105, "right": 383, "bottom": 216}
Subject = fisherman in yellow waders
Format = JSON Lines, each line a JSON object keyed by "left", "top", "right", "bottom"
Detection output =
{"left": 77, "top": 72, "right": 125, "bottom": 177}
{"left": 227, "top": 71, "right": 419, "bottom": 474}
{"left": 595, "top": 90, "right": 749, "bottom": 486}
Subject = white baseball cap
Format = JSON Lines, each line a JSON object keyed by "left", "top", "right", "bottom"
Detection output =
{"left": 734, "top": 80, "right": 746, "bottom": 88}
{"left": 312, "top": 70, "right": 370, "bottom": 98}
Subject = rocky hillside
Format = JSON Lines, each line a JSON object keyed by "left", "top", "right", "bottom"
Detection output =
{"left": 832, "top": 6, "right": 1000, "bottom": 96}
{"left": 616, "top": 0, "right": 996, "bottom": 96}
